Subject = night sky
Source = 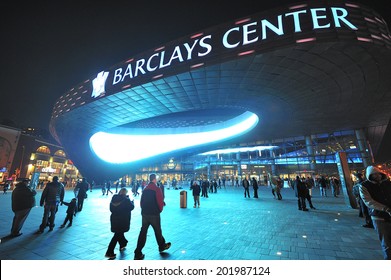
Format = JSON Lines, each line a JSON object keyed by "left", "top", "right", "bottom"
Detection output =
{"left": 1, "top": 0, "right": 390, "bottom": 131}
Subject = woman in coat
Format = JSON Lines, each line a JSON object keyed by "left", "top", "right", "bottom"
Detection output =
{"left": 105, "top": 187, "right": 134, "bottom": 259}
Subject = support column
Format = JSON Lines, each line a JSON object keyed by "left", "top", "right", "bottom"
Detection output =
{"left": 269, "top": 147, "right": 276, "bottom": 175}
{"left": 305, "top": 135, "right": 316, "bottom": 172}
{"left": 236, "top": 152, "right": 241, "bottom": 178}
{"left": 207, "top": 155, "right": 211, "bottom": 180}
{"left": 355, "top": 129, "right": 372, "bottom": 167}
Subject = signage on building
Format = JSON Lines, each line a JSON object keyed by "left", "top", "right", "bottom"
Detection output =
{"left": 90, "top": 5, "right": 360, "bottom": 99}
{"left": 42, "top": 167, "right": 56, "bottom": 173}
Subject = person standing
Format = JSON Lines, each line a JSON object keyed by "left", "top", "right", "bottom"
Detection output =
{"left": 293, "top": 176, "right": 308, "bottom": 211}
{"left": 319, "top": 176, "right": 328, "bottom": 197}
{"left": 134, "top": 173, "right": 171, "bottom": 260}
{"left": 242, "top": 177, "right": 250, "bottom": 198}
{"left": 190, "top": 180, "right": 201, "bottom": 208}
{"left": 354, "top": 173, "right": 374, "bottom": 228}
{"left": 359, "top": 166, "right": 391, "bottom": 260}
{"left": 10, "top": 179, "right": 36, "bottom": 237}
{"left": 75, "top": 178, "right": 89, "bottom": 212}
{"left": 252, "top": 177, "right": 259, "bottom": 198}
{"left": 37, "top": 176, "right": 64, "bottom": 233}
{"left": 105, "top": 188, "right": 134, "bottom": 259}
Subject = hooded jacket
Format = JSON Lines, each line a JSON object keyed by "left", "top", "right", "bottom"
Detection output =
{"left": 110, "top": 193, "right": 134, "bottom": 233}
{"left": 359, "top": 166, "right": 391, "bottom": 220}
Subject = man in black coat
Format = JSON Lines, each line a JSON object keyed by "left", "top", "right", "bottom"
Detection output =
{"left": 75, "top": 178, "right": 89, "bottom": 212}
{"left": 293, "top": 176, "right": 308, "bottom": 211}
{"left": 105, "top": 188, "right": 134, "bottom": 259}
{"left": 37, "top": 176, "right": 64, "bottom": 233}
{"left": 10, "top": 179, "right": 36, "bottom": 237}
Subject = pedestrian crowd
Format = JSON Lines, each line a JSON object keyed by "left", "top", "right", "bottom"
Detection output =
{"left": 3, "top": 167, "right": 391, "bottom": 260}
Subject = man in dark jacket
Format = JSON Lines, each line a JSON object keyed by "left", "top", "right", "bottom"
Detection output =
{"left": 105, "top": 188, "right": 134, "bottom": 259}
{"left": 37, "top": 176, "right": 64, "bottom": 233}
{"left": 359, "top": 166, "right": 391, "bottom": 260}
{"left": 293, "top": 176, "right": 308, "bottom": 211}
{"left": 10, "top": 179, "right": 36, "bottom": 237}
{"left": 75, "top": 177, "right": 89, "bottom": 212}
{"left": 134, "top": 173, "right": 171, "bottom": 260}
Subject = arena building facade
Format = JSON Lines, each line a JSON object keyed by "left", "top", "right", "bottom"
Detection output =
{"left": 49, "top": 1, "right": 391, "bottom": 183}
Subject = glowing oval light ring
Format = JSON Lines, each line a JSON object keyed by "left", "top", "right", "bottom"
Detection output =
{"left": 89, "top": 111, "right": 259, "bottom": 164}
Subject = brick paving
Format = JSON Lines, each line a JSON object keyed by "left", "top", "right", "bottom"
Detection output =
{"left": 0, "top": 185, "right": 383, "bottom": 260}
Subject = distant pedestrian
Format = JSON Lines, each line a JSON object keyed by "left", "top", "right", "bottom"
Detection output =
{"left": 60, "top": 198, "right": 77, "bottom": 228}
{"left": 90, "top": 180, "right": 95, "bottom": 192}
{"left": 105, "top": 188, "right": 134, "bottom": 259}
{"left": 10, "top": 179, "right": 36, "bottom": 237}
{"left": 75, "top": 178, "right": 89, "bottom": 212}
{"left": 201, "top": 180, "right": 208, "bottom": 198}
{"left": 293, "top": 176, "right": 308, "bottom": 211}
{"left": 319, "top": 176, "right": 328, "bottom": 197}
{"left": 252, "top": 177, "right": 259, "bottom": 198}
{"left": 190, "top": 180, "right": 201, "bottom": 208}
{"left": 242, "top": 177, "right": 250, "bottom": 198}
{"left": 3, "top": 181, "right": 10, "bottom": 194}
{"left": 37, "top": 176, "right": 64, "bottom": 233}
{"left": 106, "top": 180, "right": 113, "bottom": 195}
{"left": 134, "top": 174, "right": 171, "bottom": 260}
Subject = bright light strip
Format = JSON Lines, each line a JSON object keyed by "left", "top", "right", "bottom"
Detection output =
{"left": 90, "top": 111, "right": 259, "bottom": 164}
{"left": 200, "top": 145, "right": 277, "bottom": 155}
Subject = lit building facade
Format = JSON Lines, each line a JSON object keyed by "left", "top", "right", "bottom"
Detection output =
{"left": 49, "top": 1, "right": 391, "bottom": 184}
{"left": 0, "top": 125, "right": 80, "bottom": 187}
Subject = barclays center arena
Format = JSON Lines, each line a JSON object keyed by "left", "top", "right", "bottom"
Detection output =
{"left": 49, "top": 0, "right": 391, "bottom": 185}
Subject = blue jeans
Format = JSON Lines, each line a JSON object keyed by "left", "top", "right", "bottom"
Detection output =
{"left": 372, "top": 217, "right": 391, "bottom": 260}
{"left": 134, "top": 214, "right": 165, "bottom": 255}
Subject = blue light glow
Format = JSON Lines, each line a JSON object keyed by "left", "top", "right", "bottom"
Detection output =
{"left": 89, "top": 111, "right": 259, "bottom": 164}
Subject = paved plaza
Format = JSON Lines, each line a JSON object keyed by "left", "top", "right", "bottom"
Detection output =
{"left": 0, "top": 184, "right": 384, "bottom": 260}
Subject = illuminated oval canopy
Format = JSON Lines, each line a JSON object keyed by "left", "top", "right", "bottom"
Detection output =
{"left": 90, "top": 111, "right": 259, "bottom": 163}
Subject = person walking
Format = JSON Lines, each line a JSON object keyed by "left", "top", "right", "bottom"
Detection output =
{"left": 134, "top": 173, "right": 171, "bottom": 260}
{"left": 60, "top": 198, "right": 77, "bottom": 228}
{"left": 252, "top": 177, "right": 259, "bottom": 198}
{"left": 106, "top": 180, "right": 113, "bottom": 195}
{"left": 105, "top": 188, "right": 134, "bottom": 259}
{"left": 10, "top": 179, "right": 36, "bottom": 237}
{"left": 190, "top": 180, "right": 201, "bottom": 208}
{"left": 75, "top": 178, "right": 89, "bottom": 212}
{"left": 37, "top": 176, "right": 64, "bottom": 233}
{"left": 359, "top": 166, "right": 391, "bottom": 259}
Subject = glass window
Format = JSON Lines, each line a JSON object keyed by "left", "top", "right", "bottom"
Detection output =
{"left": 36, "top": 146, "right": 51, "bottom": 154}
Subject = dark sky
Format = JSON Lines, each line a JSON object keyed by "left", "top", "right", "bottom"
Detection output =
{"left": 0, "top": 0, "right": 390, "bottom": 130}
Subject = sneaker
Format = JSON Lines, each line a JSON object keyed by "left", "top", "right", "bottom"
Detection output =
{"left": 134, "top": 253, "right": 145, "bottom": 260}
{"left": 159, "top": 242, "right": 171, "bottom": 252}
{"left": 60, "top": 225, "right": 65, "bottom": 228}
{"left": 105, "top": 253, "right": 116, "bottom": 259}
